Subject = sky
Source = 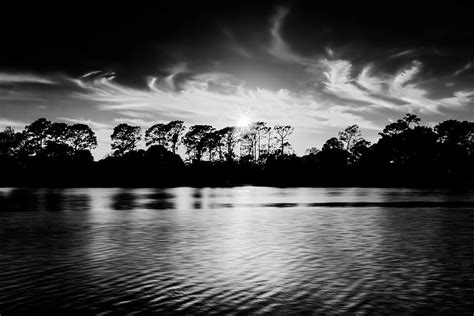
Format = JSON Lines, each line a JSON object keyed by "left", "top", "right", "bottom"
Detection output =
{"left": 0, "top": 1, "right": 473, "bottom": 159}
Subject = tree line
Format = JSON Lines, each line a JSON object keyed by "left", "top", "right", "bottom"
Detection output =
{"left": 111, "top": 120, "right": 294, "bottom": 162}
{"left": 0, "top": 114, "right": 472, "bottom": 187}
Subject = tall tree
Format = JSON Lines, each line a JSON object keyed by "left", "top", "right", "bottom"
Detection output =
{"left": 23, "top": 118, "right": 52, "bottom": 156}
{"left": 240, "top": 128, "right": 257, "bottom": 159}
{"left": 338, "top": 125, "right": 363, "bottom": 151}
{"left": 49, "top": 122, "right": 70, "bottom": 145}
{"left": 266, "top": 127, "right": 274, "bottom": 154}
{"left": 111, "top": 123, "right": 142, "bottom": 156}
{"left": 273, "top": 125, "right": 294, "bottom": 157}
{"left": 322, "top": 137, "right": 345, "bottom": 152}
{"left": 68, "top": 124, "right": 97, "bottom": 151}
{"left": 182, "top": 125, "right": 215, "bottom": 162}
{"left": 380, "top": 113, "right": 421, "bottom": 137}
{"left": 350, "top": 139, "right": 371, "bottom": 164}
{"left": 218, "top": 127, "right": 238, "bottom": 162}
{"left": 202, "top": 130, "right": 222, "bottom": 161}
{"left": 305, "top": 147, "right": 320, "bottom": 156}
{"left": 166, "top": 120, "right": 186, "bottom": 154}
{"left": 0, "top": 127, "right": 23, "bottom": 158}
{"left": 319, "top": 137, "right": 349, "bottom": 170}
{"left": 435, "top": 120, "right": 474, "bottom": 152}
{"left": 145, "top": 123, "right": 168, "bottom": 147}
{"left": 253, "top": 122, "right": 270, "bottom": 160}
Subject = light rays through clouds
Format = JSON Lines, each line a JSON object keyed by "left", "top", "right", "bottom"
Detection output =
{"left": 0, "top": 6, "right": 473, "bottom": 159}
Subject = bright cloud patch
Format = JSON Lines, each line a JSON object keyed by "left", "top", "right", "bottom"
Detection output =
{"left": 319, "top": 59, "right": 474, "bottom": 113}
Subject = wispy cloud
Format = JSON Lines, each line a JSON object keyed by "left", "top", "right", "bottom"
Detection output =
{"left": 113, "top": 117, "right": 155, "bottom": 126}
{"left": 0, "top": 118, "right": 26, "bottom": 130}
{"left": 321, "top": 59, "right": 398, "bottom": 110}
{"left": 263, "top": 7, "right": 471, "bottom": 115}
{"left": 221, "top": 27, "right": 253, "bottom": 58}
{"left": 267, "top": 7, "right": 315, "bottom": 66}
{"left": 0, "top": 73, "right": 56, "bottom": 84}
{"left": 268, "top": 7, "right": 294, "bottom": 61}
{"left": 453, "top": 61, "right": 472, "bottom": 76}
{"left": 321, "top": 58, "right": 473, "bottom": 113}
{"left": 57, "top": 117, "right": 113, "bottom": 130}
{"left": 356, "top": 65, "right": 384, "bottom": 93}
{"left": 388, "top": 49, "right": 420, "bottom": 59}
{"left": 438, "top": 90, "right": 474, "bottom": 107}
{"left": 74, "top": 68, "right": 379, "bottom": 134}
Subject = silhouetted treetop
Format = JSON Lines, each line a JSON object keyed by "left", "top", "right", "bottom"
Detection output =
{"left": 0, "top": 114, "right": 472, "bottom": 187}
{"left": 69, "top": 124, "right": 97, "bottom": 151}
{"left": 182, "top": 125, "right": 215, "bottom": 162}
{"left": 111, "top": 123, "right": 141, "bottom": 156}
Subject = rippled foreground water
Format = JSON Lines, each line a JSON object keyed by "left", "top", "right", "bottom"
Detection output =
{"left": 1, "top": 187, "right": 474, "bottom": 314}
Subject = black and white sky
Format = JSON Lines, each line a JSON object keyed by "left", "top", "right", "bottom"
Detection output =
{"left": 1, "top": 1, "right": 473, "bottom": 158}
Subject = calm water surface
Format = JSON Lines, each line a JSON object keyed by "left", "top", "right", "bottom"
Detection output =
{"left": 0, "top": 187, "right": 473, "bottom": 314}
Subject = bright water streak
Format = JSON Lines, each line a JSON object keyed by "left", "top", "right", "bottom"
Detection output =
{"left": 0, "top": 187, "right": 473, "bottom": 314}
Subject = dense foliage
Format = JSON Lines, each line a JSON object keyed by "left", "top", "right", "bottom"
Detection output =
{"left": 0, "top": 114, "right": 472, "bottom": 187}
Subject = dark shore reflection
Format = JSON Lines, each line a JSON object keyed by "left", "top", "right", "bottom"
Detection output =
{"left": 0, "top": 187, "right": 473, "bottom": 314}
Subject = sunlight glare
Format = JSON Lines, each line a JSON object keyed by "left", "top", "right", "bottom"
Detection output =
{"left": 236, "top": 115, "right": 251, "bottom": 128}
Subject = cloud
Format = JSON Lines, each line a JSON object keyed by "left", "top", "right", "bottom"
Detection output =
{"left": 74, "top": 68, "right": 379, "bottom": 135}
{"left": 267, "top": 7, "right": 315, "bottom": 66}
{"left": 56, "top": 117, "right": 113, "bottom": 130}
{"left": 268, "top": 7, "right": 293, "bottom": 61}
{"left": 0, "top": 73, "right": 56, "bottom": 84}
{"left": 390, "top": 61, "right": 422, "bottom": 88}
{"left": 321, "top": 59, "right": 398, "bottom": 110}
{"left": 356, "top": 65, "right": 384, "bottom": 93}
{"left": 438, "top": 90, "right": 474, "bottom": 107}
{"left": 388, "top": 49, "right": 420, "bottom": 59}
{"left": 221, "top": 27, "right": 253, "bottom": 58}
{"left": 113, "top": 117, "right": 155, "bottom": 126}
{"left": 321, "top": 58, "right": 473, "bottom": 113}
{"left": 0, "top": 118, "right": 26, "bottom": 130}
{"left": 453, "top": 61, "right": 472, "bottom": 76}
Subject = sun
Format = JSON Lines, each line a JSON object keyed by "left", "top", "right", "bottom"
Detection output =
{"left": 236, "top": 115, "right": 251, "bottom": 128}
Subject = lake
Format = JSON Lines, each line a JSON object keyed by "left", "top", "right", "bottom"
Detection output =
{"left": 1, "top": 187, "right": 473, "bottom": 314}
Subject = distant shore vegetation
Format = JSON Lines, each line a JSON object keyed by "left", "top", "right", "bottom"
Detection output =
{"left": 0, "top": 114, "right": 472, "bottom": 187}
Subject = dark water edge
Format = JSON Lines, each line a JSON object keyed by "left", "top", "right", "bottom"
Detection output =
{"left": 1, "top": 187, "right": 474, "bottom": 314}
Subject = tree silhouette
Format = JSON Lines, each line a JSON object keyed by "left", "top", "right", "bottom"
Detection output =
{"left": 350, "top": 139, "right": 371, "bottom": 164}
{"left": 241, "top": 127, "right": 257, "bottom": 159}
{"left": 23, "top": 118, "right": 52, "bottom": 155}
{"left": 166, "top": 120, "right": 186, "bottom": 154}
{"left": 380, "top": 113, "right": 421, "bottom": 137}
{"left": 253, "top": 122, "right": 270, "bottom": 160}
{"left": 218, "top": 127, "right": 239, "bottom": 162}
{"left": 338, "top": 125, "right": 363, "bottom": 151}
{"left": 202, "top": 130, "right": 222, "bottom": 161}
{"left": 111, "top": 123, "right": 142, "bottom": 156}
{"left": 273, "top": 125, "right": 294, "bottom": 157}
{"left": 0, "top": 127, "right": 23, "bottom": 158}
{"left": 49, "top": 122, "right": 70, "bottom": 145}
{"left": 319, "top": 137, "right": 349, "bottom": 172}
{"left": 265, "top": 126, "right": 273, "bottom": 155}
{"left": 145, "top": 120, "right": 185, "bottom": 153}
{"left": 305, "top": 147, "right": 320, "bottom": 156}
{"left": 182, "top": 125, "right": 215, "bottom": 162}
{"left": 435, "top": 120, "right": 474, "bottom": 152}
{"left": 145, "top": 123, "right": 168, "bottom": 147}
{"left": 322, "top": 137, "right": 344, "bottom": 151}
{"left": 68, "top": 124, "right": 97, "bottom": 151}
{"left": 0, "top": 116, "right": 473, "bottom": 187}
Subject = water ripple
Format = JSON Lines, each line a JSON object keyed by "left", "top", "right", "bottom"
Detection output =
{"left": 0, "top": 187, "right": 473, "bottom": 314}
